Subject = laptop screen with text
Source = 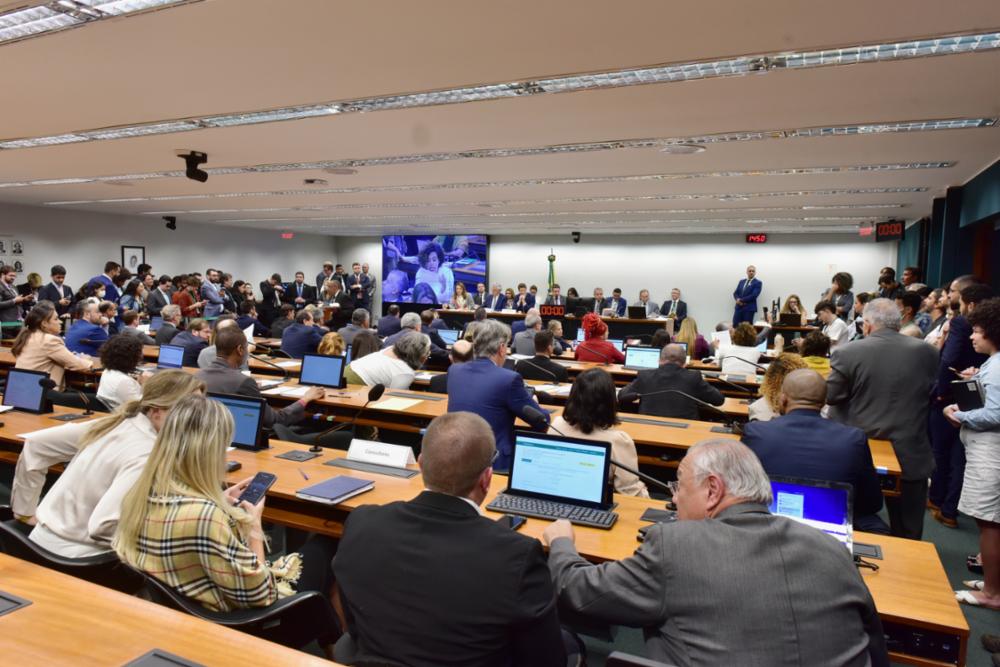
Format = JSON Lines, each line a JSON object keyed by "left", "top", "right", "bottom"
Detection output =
{"left": 157, "top": 344, "right": 184, "bottom": 369}
{"left": 299, "top": 353, "right": 346, "bottom": 389}
{"left": 508, "top": 432, "right": 612, "bottom": 508}
{"left": 769, "top": 477, "right": 853, "bottom": 549}
{"left": 624, "top": 346, "right": 660, "bottom": 369}
{"left": 209, "top": 393, "right": 266, "bottom": 450}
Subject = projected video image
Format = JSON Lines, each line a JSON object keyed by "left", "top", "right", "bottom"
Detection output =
{"left": 382, "top": 234, "right": 488, "bottom": 304}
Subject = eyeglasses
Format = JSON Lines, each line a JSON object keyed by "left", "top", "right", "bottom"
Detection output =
{"left": 485, "top": 449, "right": 499, "bottom": 470}
{"left": 666, "top": 481, "right": 679, "bottom": 497}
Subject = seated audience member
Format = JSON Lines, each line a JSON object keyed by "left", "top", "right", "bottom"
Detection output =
{"left": 747, "top": 352, "right": 808, "bottom": 422}
{"left": 197, "top": 327, "right": 322, "bottom": 427}
{"left": 169, "top": 317, "right": 211, "bottom": 367}
{"left": 65, "top": 300, "right": 110, "bottom": 356}
{"left": 112, "top": 395, "right": 339, "bottom": 642}
{"left": 774, "top": 293, "right": 808, "bottom": 326}
{"left": 483, "top": 282, "right": 507, "bottom": 311}
{"left": 606, "top": 288, "right": 627, "bottom": 317}
{"left": 660, "top": 288, "right": 687, "bottom": 324}
{"left": 852, "top": 292, "right": 873, "bottom": 340}
{"left": 715, "top": 322, "right": 761, "bottom": 375}
{"left": 673, "top": 317, "right": 710, "bottom": 360}
{"left": 449, "top": 282, "right": 475, "bottom": 310}
{"left": 545, "top": 319, "right": 568, "bottom": 355}
{"left": 119, "top": 310, "right": 156, "bottom": 345}
{"left": 815, "top": 300, "right": 851, "bottom": 348}
{"left": 544, "top": 283, "right": 564, "bottom": 306}
{"left": 510, "top": 306, "right": 536, "bottom": 337}
{"left": 550, "top": 368, "right": 648, "bottom": 497}
{"left": 430, "top": 339, "right": 473, "bottom": 393}
{"left": 799, "top": 330, "right": 832, "bottom": 375}
{"left": 334, "top": 412, "right": 570, "bottom": 667}
{"left": 447, "top": 319, "right": 547, "bottom": 470}
{"left": 878, "top": 273, "right": 904, "bottom": 301}
{"left": 346, "top": 330, "right": 430, "bottom": 389}
{"left": 197, "top": 317, "right": 250, "bottom": 370}
{"left": 635, "top": 289, "right": 659, "bottom": 316}
{"left": 11, "top": 371, "right": 204, "bottom": 555}
{"left": 154, "top": 304, "right": 182, "bottom": 346}
{"left": 97, "top": 334, "right": 146, "bottom": 410}
{"left": 376, "top": 303, "right": 402, "bottom": 337}
{"left": 902, "top": 266, "right": 927, "bottom": 292}
{"left": 512, "top": 282, "right": 535, "bottom": 313}
{"left": 383, "top": 311, "right": 422, "bottom": 347}
{"left": 281, "top": 309, "right": 325, "bottom": 358}
{"left": 268, "top": 303, "right": 296, "bottom": 339}
{"left": 236, "top": 301, "right": 270, "bottom": 338}
{"left": 420, "top": 309, "right": 450, "bottom": 347}
{"left": 98, "top": 300, "right": 119, "bottom": 336}
{"left": 743, "top": 369, "right": 888, "bottom": 534}
{"left": 821, "top": 272, "right": 855, "bottom": 321}
{"left": 649, "top": 329, "right": 672, "bottom": 349}
{"left": 463, "top": 307, "right": 489, "bottom": 342}
{"left": 575, "top": 313, "right": 626, "bottom": 364}
{"left": 513, "top": 311, "right": 544, "bottom": 355}
{"left": 338, "top": 308, "right": 370, "bottom": 347}
{"left": 318, "top": 331, "right": 346, "bottom": 356}
{"left": 12, "top": 301, "right": 94, "bottom": 390}
{"left": 351, "top": 330, "right": 381, "bottom": 361}
{"left": 896, "top": 291, "right": 927, "bottom": 337}
{"left": 620, "top": 344, "right": 725, "bottom": 420}
{"left": 37, "top": 264, "right": 75, "bottom": 319}
{"left": 504, "top": 287, "right": 516, "bottom": 307}
{"left": 515, "top": 330, "right": 570, "bottom": 383}
{"left": 541, "top": 439, "right": 888, "bottom": 667}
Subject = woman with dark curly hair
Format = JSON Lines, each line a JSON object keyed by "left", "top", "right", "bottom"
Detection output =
{"left": 97, "top": 334, "right": 147, "bottom": 410}
{"left": 574, "top": 313, "right": 625, "bottom": 364}
{"left": 748, "top": 352, "right": 808, "bottom": 422}
{"left": 410, "top": 282, "right": 438, "bottom": 305}
{"left": 414, "top": 241, "right": 453, "bottom": 304}
{"left": 822, "top": 271, "right": 855, "bottom": 321}
{"left": 550, "top": 368, "right": 648, "bottom": 497}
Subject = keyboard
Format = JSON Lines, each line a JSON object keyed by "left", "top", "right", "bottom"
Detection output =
{"left": 487, "top": 493, "right": 618, "bottom": 529}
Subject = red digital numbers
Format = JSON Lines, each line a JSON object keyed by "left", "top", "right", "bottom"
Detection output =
{"left": 745, "top": 233, "right": 768, "bottom": 244}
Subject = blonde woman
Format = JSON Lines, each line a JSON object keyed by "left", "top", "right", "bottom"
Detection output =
{"left": 317, "top": 331, "right": 346, "bottom": 356}
{"left": 449, "top": 282, "right": 475, "bottom": 310}
{"left": 10, "top": 370, "right": 204, "bottom": 557}
{"left": 672, "top": 317, "right": 710, "bottom": 360}
{"left": 113, "top": 395, "right": 338, "bottom": 623}
{"left": 748, "top": 353, "right": 809, "bottom": 422}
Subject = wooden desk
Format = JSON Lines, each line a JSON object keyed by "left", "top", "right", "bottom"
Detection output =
{"left": 0, "top": 553, "right": 337, "bottom": 666}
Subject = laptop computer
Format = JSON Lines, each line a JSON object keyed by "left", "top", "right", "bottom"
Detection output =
{"left": 149, "top": 315, "right": 163, "bottom": 331}
{"left": 607, "top": 338, "right": 624, "bottom": 352}
{"left": 778, "top": 312, "right": 802, "bottom": 326}
{"left": 299, "top": 353, "right": 347, "bottom": 389}
{"left": 156, "top": 344, "right": 185, "bottom": 370}
{"left": 627, "top": 305, "right": 647, "bottom": 319}
{"left": 2, "top": 368, "right": 52, "bottom": 414}
{"left": 623, "top": 345, "right": 660, "bottom": 370}
{"left": 209, "top": 392, "right": 269, "bottom": 450}
{"left": 486, "top": 432, "right": 618, "bottom": 529}
{"left": 769, "top": 476, "right": 853, "bottom": 551}
{"left": 438, "top": 329, "right": 460, "bottom": 346}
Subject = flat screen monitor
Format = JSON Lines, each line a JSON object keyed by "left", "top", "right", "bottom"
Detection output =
{"left": 607, "top": 338, "right": 624, "bottom": 352}
{"left": 2, "top": 368, "right": 51, "bottom": 413}
{"left": 299, "top": 353, "right": 346, "bottom": 389}
{"left": 438, "top": 329, "right": 460, "bottom": 346}
{"left": 157, "top": 344, "right": 185, "bottom": 369}
{"left": 507, "top": 432, "right": 613, "bottom": 510}
{"left": 209, "top": 392, "right": 268, "bottom": 450}
{"left": 381, "top": 234, "right": 489, "bottom": 305}
{"left": 624, "top": 345, "right": 660, "bottom": 370}
{"left": 149, "top": 316, "right": 163, "bottom": 331}
{"left": 769, "top": 476, "right": 853, "bottom": 550}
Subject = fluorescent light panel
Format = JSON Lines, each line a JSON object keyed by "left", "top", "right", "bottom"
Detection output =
{"left": 0, "top": 0, "right": 196, "bottom": 45}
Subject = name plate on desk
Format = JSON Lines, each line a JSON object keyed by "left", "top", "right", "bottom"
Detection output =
{"left": 348, "top": 439, "right": 416, "bottom": 468}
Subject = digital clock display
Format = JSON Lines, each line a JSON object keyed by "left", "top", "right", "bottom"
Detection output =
{"left": 745, "top": 233, "right": 768, "bottom": 244}
{"left": 875, "top": 220, "right": 905, "bottom": 242}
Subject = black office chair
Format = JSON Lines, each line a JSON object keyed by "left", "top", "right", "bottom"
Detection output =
{"left": 46, "top": 390, "right": 111, "bottom": 413}
{"left": 0, "top": 506, "right": 144, "bottom": 594}
{"left": 272, "top": 423, "right": 354, "bottom": 451}
{"left": 606, "top": 652, "right": 678, "bottom": 667}
{"left": 139, "top": 571, "right": 337, "bottom": 648}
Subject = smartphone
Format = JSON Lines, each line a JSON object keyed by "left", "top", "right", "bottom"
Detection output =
{"left": 225, "top": 460, "right": 242, "bottom": 473}
{"left": 236, "top": 472, "right": 277, "bottom": 506}
{"left": 496, "top": 514, "right": 526, "bottom": 531}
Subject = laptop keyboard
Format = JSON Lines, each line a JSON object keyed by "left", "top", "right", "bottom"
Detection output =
{"left": 487, "top": 493, "right": 618, "bottom": 529}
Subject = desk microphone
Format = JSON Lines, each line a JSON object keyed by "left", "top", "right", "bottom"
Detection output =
{"left": 701, "top": 374, "right": 756, "bottom": 402}
{"left": 310, "top": 383, "right": 386, "bottom": 452}
{"left": 250, "top": 353, "right": 290, "bottom": 380}
{"left": 75, "top": 390, "right": 94, "bottom": 415}
{"left": 617, "top": 388, "right": 742, "bottom": 435}
{"left": 516, "top": 358, "right": 558, "bottom": 382}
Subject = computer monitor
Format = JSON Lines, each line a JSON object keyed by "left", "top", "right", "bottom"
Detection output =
{"left": 607, "top": 338, "right": 624, "bottom": 352}
{"left": 623, "top": 345, "right": 660, "bottom": 370}
{"left": 157, "top": 344, "right": 185, "bottom": 369}
{"left": 209, "top": 392, "right": 268, "bottom": 450}
{"left": 673, "top": 341, "right": 689, "bottom": 355}
{"left": 507, "top": 432, "right": 614, "bottom": 510}
{"left": 438, "top": 329, "right": 460, "bottom": 345}
{"left": 627, "top": 305, "right": 647, "bottom": 319}
{"left": 769, "top": 476, "right": 853, "bottom": 550}
{"left": 299, "top": 353, "right": 346, "bottom": 389}
{"left": 149, "top": 315, "right": 163, "bottom": 331}
{"left": 2, "top": 368, "right": 51, "bottom": 414}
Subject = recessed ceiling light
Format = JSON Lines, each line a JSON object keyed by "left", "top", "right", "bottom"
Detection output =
{"left": 0, "top": 0, "right": 200, "bottom": 46}
{"left": 659, "top": 144, "right": 706, "bottom": 155}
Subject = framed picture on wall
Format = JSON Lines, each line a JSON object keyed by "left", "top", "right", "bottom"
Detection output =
{"left": 121, "top": 245, "right": 145, "bottom": 272}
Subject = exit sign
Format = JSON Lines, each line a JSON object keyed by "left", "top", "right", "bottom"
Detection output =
{"left": 745, "top": 233, "right": 768, "bottom": 244}
{"left": 875, "top": 220, "right": 905, "bottom": 242}
{"left": 281, "top": 233, "right": 295, "bottom": 239}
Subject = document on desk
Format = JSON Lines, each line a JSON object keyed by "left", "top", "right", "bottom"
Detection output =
{"left": 375, "top": 397, "right": 422, "bottom": 411}
{"left": 275, "top": 360, "right": 300, "bottom": 368}
{"left": 0, "top": 405, "right": 13, "bottom": 414}
{"left": 535, "top": 383, "right": 571, "bottom": 396}
{"left": 414, "top": 372, "right": 436, "bottom": 381}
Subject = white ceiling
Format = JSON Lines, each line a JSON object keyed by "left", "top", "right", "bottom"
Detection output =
{"left": 1, "top": 0, "right": 999, "bottom": 235}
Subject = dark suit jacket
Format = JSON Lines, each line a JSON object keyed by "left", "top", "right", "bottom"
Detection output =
{"left": 322, "top": 291, "right": 354, "bottom": 329}
{"left": 446, "top": 358, "right": 546, "bottom": 469}
{"left": 741, "top": 409, "right": 884, "bottom": 520}
{"left": 344, "top": 273, "right": 371, "bottom": 307}
{"left": 483, "top": 293, "right": 507, "bottom": 311}
{"left": 621, "top": 364, "right": 724, "bottom": 420}
{"left": 934, "top": 316, "right": 988, "bottom": 401}
{"left": 236, "top": 315, "right": 270, "bottom": 338}
{"left": 510, "top": 319, "right": 527, "bottom": 336}
{"left": 512, "top": 292, "right": 535, "bottom": 313}
{"left": 196, "top": 358, "right": 305, "bottom": 427}
{"left": 473, "top": 292, "right": 486, "bottom": 306}
{"left": 258, "top": 281, "right": 284, "bottom": 324}
{"left": 146, "top": 288, "right": 171, "bottom": 318}
{"left": 659, "top": 299, "right": 687, "bottom": 324}
{"left": 38, "top": 283, "right": 74, "bottom": 317}
{"left": 376, "top": 315, "right": 401, "bottom": 338}
{"left": 334, "top": 491, "right": 565, "bottom": 667}
{"left": 280, "top": 323, "right": 324, "bottom": 359}
{"left": 428, "top": 371, "right": 449, "bottom": 394}
{"left": 827, "top": 329, "right": 938, "bottom": 479}
{"left": 154, "top": 322, "right": 179, "bottom": 346}
{"left": 515, "top": 355, "right": 569, "bottom": 383}
{"left": 591, "top": 297, "right": 610, "bottom": 315}
{"left": 169, "top": 330, "right": 208, "bottom": 368}
{"left": 282, "top": 282, "right": 317, "bottom": 309}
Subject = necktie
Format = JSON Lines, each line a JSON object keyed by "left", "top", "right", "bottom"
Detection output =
{"left": 742, "top": 279, "right": 751, "bottom": 296}
{"left": 670, "top": 301, "right": 677, "bottom": 316}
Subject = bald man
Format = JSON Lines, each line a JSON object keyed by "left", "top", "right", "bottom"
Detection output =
{"left": 429, "top": 339, "right": 473, "bottom": 393}
{"left": 732, "top": 265, "right": 762, "bottom": 325}
{"left": 741, "top": 369, "right": 888, "bottom": 534}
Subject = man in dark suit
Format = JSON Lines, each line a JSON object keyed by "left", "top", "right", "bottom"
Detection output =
{"left": 541, "top": 439, "right": 887, "bottom": 667}
{"left": 472, "top": 282, "right": 487, "bottom": 306}
{"left": 619, "top": 344, "right": 724, "bottom": 420}
{"left": 515, "top": 331, "right": 569, "bottom": 383}
{"left": 280, "top": 309, "right": 325, "bottom": 358}
{"left": 320, "top": 278, "right": 354, "bottom": 330}
{"left": 660, "top": 287, "right": 687, "bottom": 325}
{"left": 145, "top": 275, "right": 173, "bottom": 318}
{"left": 429, "top": 339, "right": 473, "bottom": 393}
{"left": 258, "top": 273, "right": 285, "bottom": 326}
{"left": 376, "top": 304, "right": 402, "bottom": 337}
{"left": 333, "top": 412, "right": 569, "bottom": 667}
{"left": 827, "top": 298, "right": 938, "bottom": 539}
{"left": 169, "top": 318, "right": 210, "bottom": 367}
{"left": 37, "top": 265, "right": 74, "bottom": 320}
{"left": 544, "top": 284, "right": 565, "bottom": 307}
{"left": 282, "top": 271, "right": 317, "bottom": 311}
{"left": 447, "top": 319, "right": 548, "bottom": 471}
{"left": 385, "top": 312, "right": 447, "bottom": 362}
{"left": 154, "top": 305, "right": 182, "bottom": 345}
{"left": 591, "top": 287, "right": 609, "bottom": 315}
{"left": 512, "top": 283, "right": 535, "bottom": 313}
{"left": 482, "top": 283, "right": 507, "bottom": 312}
{"left": 732, "top": 265, "right": 762, "bottom": 326}
{"left": 316, "top": 261, "right": 335, "bottom": 292}
{"left": 742, "top": 369, "right": 888, "bottom": 534}
{"left": 344, "top": 262, "right": 371, "bottom": 310}
{"left": 338, "top": 308, "right": 370, "bottom": 347}
{"left": 607, "top": 288, "right": 627, "bottom": 317}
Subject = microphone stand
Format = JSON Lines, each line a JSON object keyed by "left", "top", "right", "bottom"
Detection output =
{"left": 618, "top": 389, "right": 743, "bottom": 435}
{"left": 249, "top": 353, "right": 290, "bottom": 381}
{"left": 309, "top": 384, "right": 386, "bottom": 452}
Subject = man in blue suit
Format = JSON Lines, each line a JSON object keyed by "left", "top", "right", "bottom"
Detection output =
{"left": 607, "top": 288, "right": 627, "bottom": 318}
{"left": 280, "top": 309, "right": 326, "bottom": 358}
{"left": 447, "top": 319, "right": 548, "bottom": 471}
{"left": 64, "top": 300, "right": 109, "bottom": 356}
{"left": 88, "top": 261, "right": 122, "bottom": 305}
{"left": 732, "top": 265, "right": 762, "bottom": 326}
{"left": 741, "top": 369, "right": 888, "bottom": 534}
{"left": 482, "top": 283, "right": 507, "bottom": 312}
{"left": 511, "top": 283, "right": 535, "bottom": 313}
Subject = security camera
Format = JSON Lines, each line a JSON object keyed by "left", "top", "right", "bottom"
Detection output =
{"left": 177, "top": 150, "right": 208, "bottom": 183}
{"left": 163, "top": 216, "right": 177, "bottom": 230}
{"left": 571, "top": 231, "right": 581, "bottom": 244}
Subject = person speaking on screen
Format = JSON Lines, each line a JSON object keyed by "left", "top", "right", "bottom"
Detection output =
{"left": 415, "top": 242, "right": 454, "bottom": 304}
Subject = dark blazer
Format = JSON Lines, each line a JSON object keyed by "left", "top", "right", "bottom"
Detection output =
{"left": 827, "top": 329, "right": 938, "bottom": 480}
{"left": 146, "top": 288, "right": 171, "bottom": 318}
{"left": 428, "top": 371, "right": 449, "bottom": 394}
{"left": 510, "top": 319, "right": 527, "bottom": 336}
{"left": 169, "top": 330, "right": 208, "bottom": 368}
{"left": 741, "top": 409, "right": 884, "bottom": 521}
{"left": 446, "top": 357, "right": 546, "bottom": 470}
{"left": 282, "top": 282, "right": 317, "bottom": 309}
{"left": 934, "top": 316, "right": 988, "bottom": 401}
{"left": 473, "top": 292, "right": 486, "bottom": 306}
{"left": 659, "top": 299, "right": 688, "bottom": 324}
{"left": 621, "top": 363, "right": 724, "bottom": 420}
{"left": 483, "top": 293, "right": 507, "bottom": 311}
{"left": 344, "top": 273, "right": 371, "bottom": 307}
{"left": 268, "top": 316, "right": 294, "bottom": 339}
{"left": 236, "top": 315, "right": 270, "bottom": 338}
{"left": 590, "top": 297, "right": 610, "bottom": 315}
{"left": 0, "top": 280, "right": 22, "bottom": 323}
{"left": 334, "top": 491, "right": 566, "bottom": 667}
{"left": 280, "top": 323, "right": 324, "bottom": 359}
{"left": 154, "top": 322, "right": 179, "bottom": 346}
{"left": 607, "top": 296, "right": 627, "bottom": 317}
{"left": 196, "top": 359, "right": 305, "bottom": 427}
{"left": 544, "top": 294, "right": 566, "bottom": 306}
{"left": 322, "top": 291, "right": 354, "bottom": 329}
{"left": 64, "top": 320, "right": 108, "bottom": 356}
{"left": 258, "top": 281, "right": 284, "bottom": 324}
{"left": 38, "top": 282, "right": 74, "bottom": 317}
{"left": 376, "top": 314, "right": 401, "bottom": 338}
{"left": 515, "top": 355, "right": 569, "bottom": 383}
{"left": 511, "top": 291, "right": 535, "bottom": 313}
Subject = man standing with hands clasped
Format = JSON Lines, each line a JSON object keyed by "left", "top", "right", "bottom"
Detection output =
{"left": 733, "top": 265, "right": 761, "bottom": 326}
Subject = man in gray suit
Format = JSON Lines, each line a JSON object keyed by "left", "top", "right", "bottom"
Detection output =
{"left": 827, "top": 298, "right": 939, "bottom": 540}
{"left": 513, "top": 311, "right": 543, "bottom": 356}
{"left": 542, "top": 439, "right": 887, "bottom": 667}
{"left": 200, "top": 268, "right": 226, "bottom": 319}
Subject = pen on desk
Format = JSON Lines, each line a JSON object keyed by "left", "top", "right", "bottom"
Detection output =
{"left": 298, "top": 468, "right": 309, "bottom": 481}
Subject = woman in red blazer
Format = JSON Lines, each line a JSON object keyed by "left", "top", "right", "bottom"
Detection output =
{"left": 574, "top": 313, "right": 625, "bottom": 364}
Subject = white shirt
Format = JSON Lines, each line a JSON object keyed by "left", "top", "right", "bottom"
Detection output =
{"left": 348, "top": 349, "right": 416, "bottom": 389}
{"left": 717, "top": 345, "right": 762, "bottom": 375}
{"left": 823, "top": 317, "right": 851, "bottom": 348}
{"left": 96, "top": 369, "right": 142, "bottom": 411}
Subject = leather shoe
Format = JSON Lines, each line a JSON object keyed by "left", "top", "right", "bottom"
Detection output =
{"left": 927, "top": 499, "right": 941, "bottom": 512}
{"left": 984, "top": 634, "right": 1000, "bottom": 653}
{"left": 932, "top": 509, "right": 958, "bottom": 528}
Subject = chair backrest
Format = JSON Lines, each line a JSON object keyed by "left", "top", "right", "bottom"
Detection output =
{"left": 606, "top": 652, "right": 678, "bottom": 667}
